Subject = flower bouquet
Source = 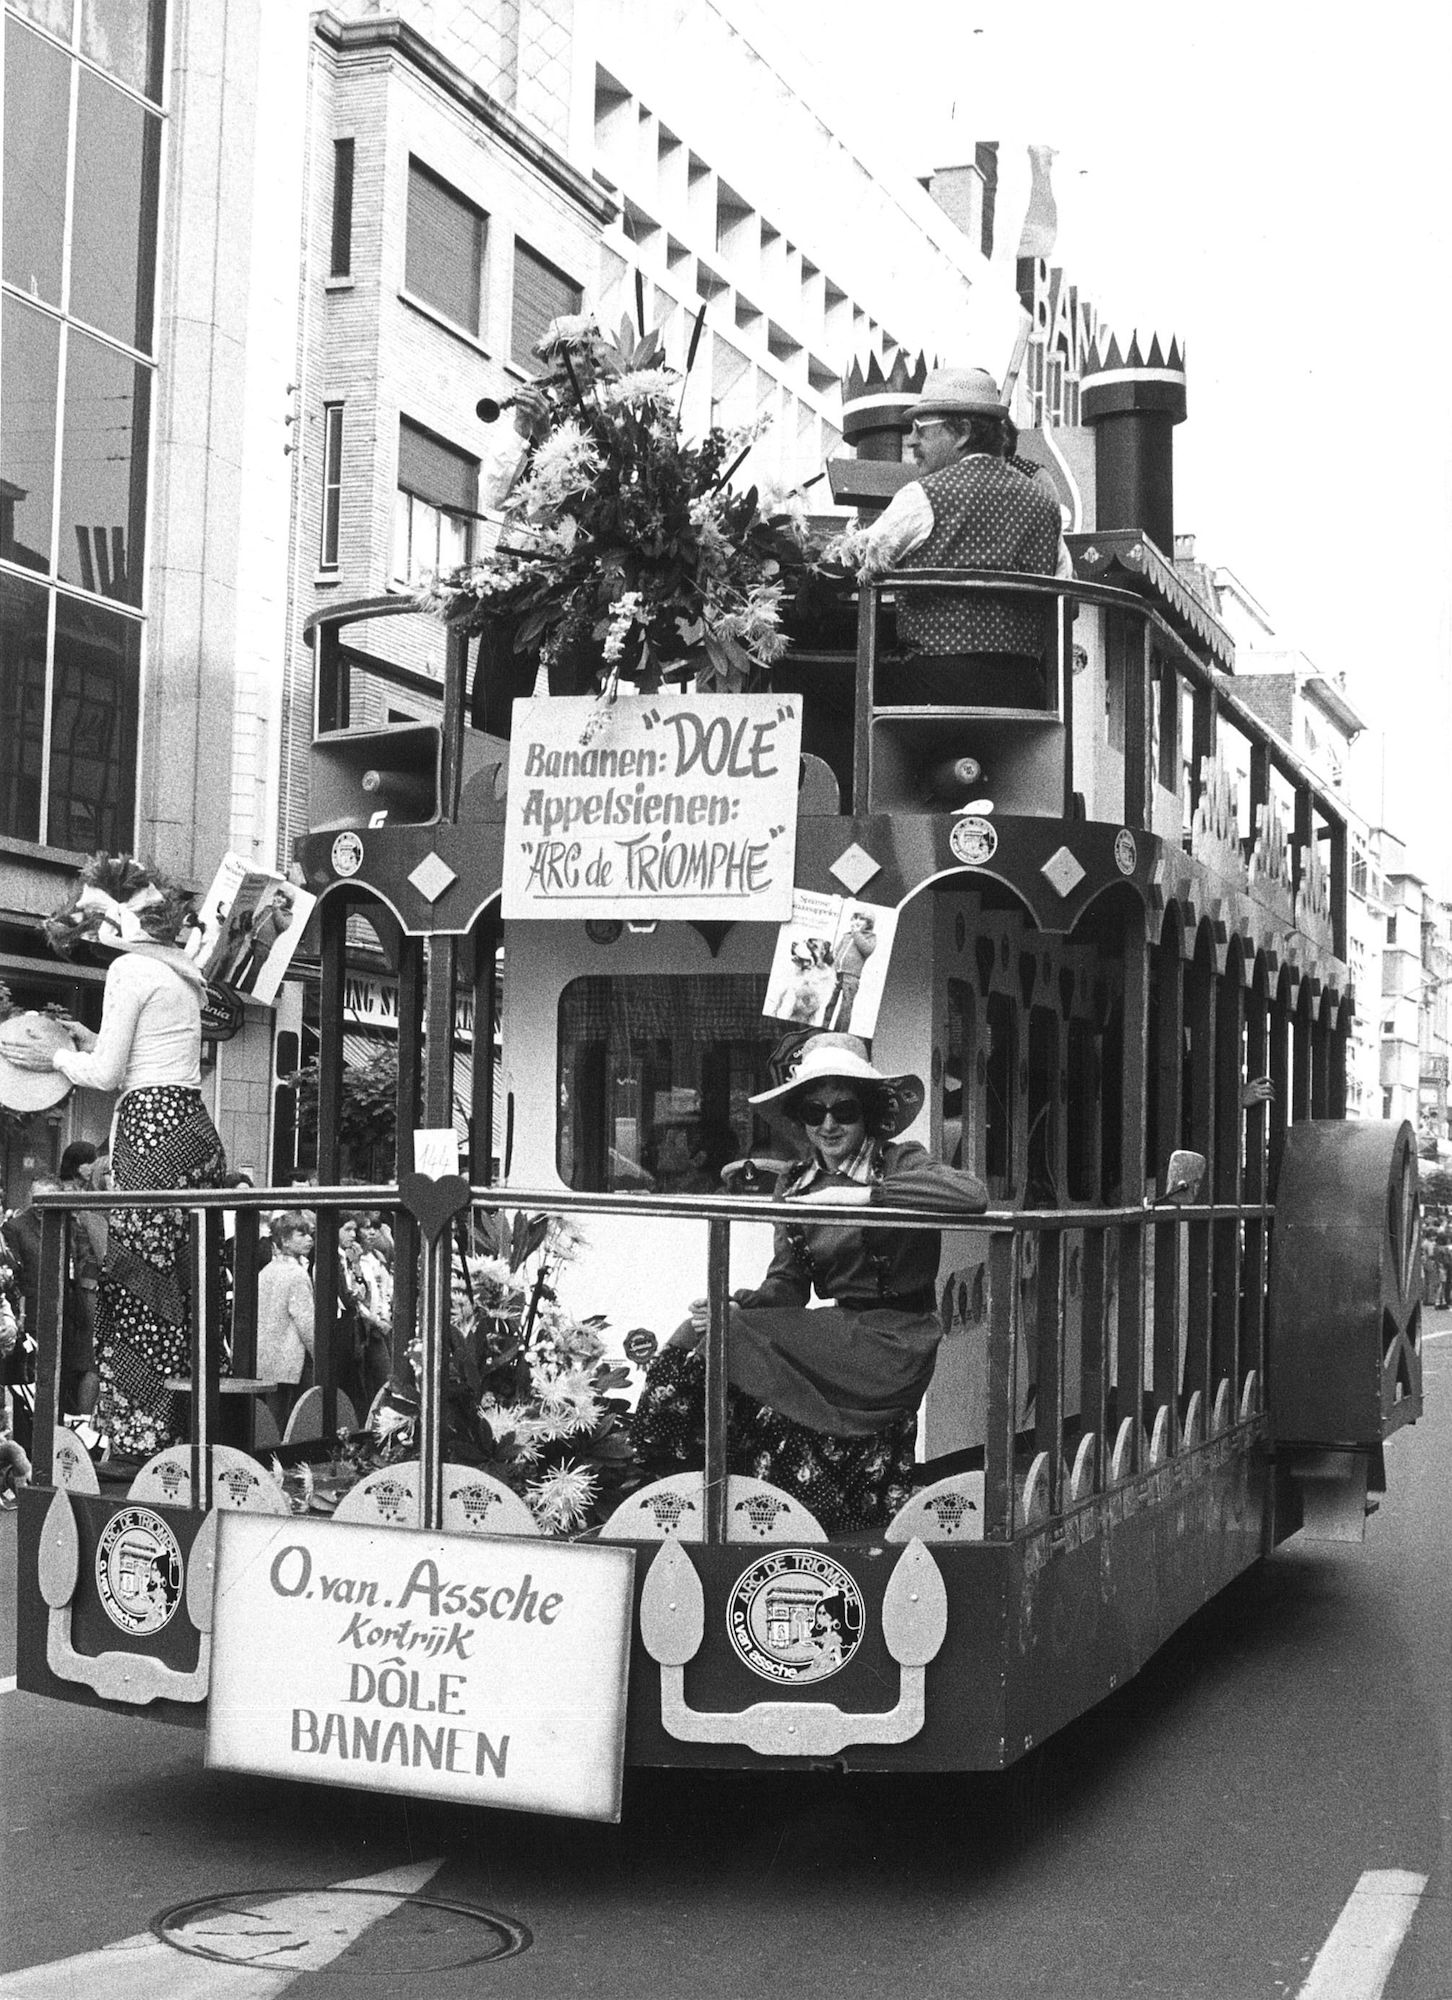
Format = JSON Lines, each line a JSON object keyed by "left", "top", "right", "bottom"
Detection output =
{"left": 425, "top": 311, "right": 816, "bottom": 699}
{"left": 308, "top": 1207, "right": 642, "bottom": 1538}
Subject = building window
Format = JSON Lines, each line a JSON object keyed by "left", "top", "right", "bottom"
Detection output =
{"left": 330, "top": 138, "right": 355, "bottom": 278}
{"left": 393, "top": 418, "right": 477, "bottom": 587}
{"left": 0, "top": 3, "right": 164, "bottom": 853}
{"left": 405, "top": 158, "right": 484, "bottom": 335}
{"left": 1387, "top": 915, "right": 1397, "bottom": 945}
{"left": 512, "top": 240, "right": 582, "bottom": 369}
{"left": 319, "top": 403, "right": 343, "bottom": 569}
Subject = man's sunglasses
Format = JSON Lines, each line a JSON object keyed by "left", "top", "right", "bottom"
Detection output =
{"left": 797, "top": 1095, "right": 864, "bottom": 1126}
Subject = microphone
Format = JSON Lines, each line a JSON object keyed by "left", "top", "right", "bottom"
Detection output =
{"left": 475, "top": 394, "right": 519, "bottom": 423}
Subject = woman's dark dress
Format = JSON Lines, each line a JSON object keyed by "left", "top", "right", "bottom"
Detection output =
{"left": 631, "top": 1141, "right": 987, "bottom": 1533}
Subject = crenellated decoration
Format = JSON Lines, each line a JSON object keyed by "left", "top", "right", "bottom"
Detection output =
{"left": 1081, "top": 329, "right": 1186, "bottom": 386}
{"left": 1151, "top": 835, "right": 1349, "bottom": 1017}
{"left": 1295, "top": 826, "right": 1335, "bottom": 955}
{"left": 1190, "top": 747, "right": 1246, "bottom": 886}
{"left": 1248, "top": 792, "right": 1295, "bottom": 922}
{"left": 840, "top": 350, "right": 931, "bottom": 462}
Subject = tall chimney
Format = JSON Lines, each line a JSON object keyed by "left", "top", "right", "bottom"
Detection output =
{"left": 1079, "top": 332, "right": 1187, "bottom": 556}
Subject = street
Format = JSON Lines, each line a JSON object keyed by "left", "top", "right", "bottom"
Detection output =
{"left": 2, "top": 1313, "right": 1449, "bottom": 2000}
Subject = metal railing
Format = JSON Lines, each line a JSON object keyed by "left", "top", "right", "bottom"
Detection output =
{"left": 29, "top": 1181, "right": 1273, "bottom": 1545}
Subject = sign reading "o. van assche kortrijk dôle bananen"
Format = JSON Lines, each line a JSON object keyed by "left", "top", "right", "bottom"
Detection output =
{"left": 205, "top": 1514, "right": 636, "bottom": 1821}
{"left": 503, "top": 693, "right": 801, "bottom": 922}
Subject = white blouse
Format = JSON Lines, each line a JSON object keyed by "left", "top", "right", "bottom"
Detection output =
{"left": 52, "top": 952, "right": 203, "bottom": 1096}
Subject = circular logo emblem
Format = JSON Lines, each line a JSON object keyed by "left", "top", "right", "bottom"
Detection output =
{"left": 949, "top": 815, "right": 998, "bottom": 867}
{"left": 331, "top": 831, "right": 364, "bottom": 878}
{"left": 727, "top": 1549, "right": 865, "bottom": 1685}
{"left": 1114, "top": 828, "right": 1137, "bottom": 875}
{"left": 95, "top": 1506, "right": 184, "bottom": 1636}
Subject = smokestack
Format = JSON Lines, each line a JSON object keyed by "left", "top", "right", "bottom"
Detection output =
{"left": 1079, "top": 331, "right": 1187, "bottom": 557}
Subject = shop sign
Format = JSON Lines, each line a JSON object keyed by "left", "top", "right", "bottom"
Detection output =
{"left": 503, "top": 694, "right": 800, "bottom": 922}
{"left": 344, "top": 974, "right": 476, "bottom": 1041}
{"left": 206, "top": 1515, "right": 635, "bottom": 1822}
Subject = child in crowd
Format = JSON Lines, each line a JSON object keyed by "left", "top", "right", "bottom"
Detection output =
{"left": 255, "top": 1210, "right": 315, "bottom": 1432}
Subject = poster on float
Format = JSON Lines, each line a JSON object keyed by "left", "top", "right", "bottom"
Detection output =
{"left": 503, "top": 693, "right": 801, "bottom": 922}
{"left": 187, "top": 853, "right": 316, "bottom": 1007}
{"left": 763, "top": 890, "right": 899, "bottom": 1039}
{"left": 206, "top": 1514, "right": 635, "bottom": 1822}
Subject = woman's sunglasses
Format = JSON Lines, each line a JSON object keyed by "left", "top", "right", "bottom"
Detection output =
{"left": 797, "top": 1095, "right": 864, "bottom": 1126}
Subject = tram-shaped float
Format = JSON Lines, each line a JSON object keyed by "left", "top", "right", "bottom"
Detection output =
{"left": 14, "top": 351, "right": 1424, "bottom": 1820}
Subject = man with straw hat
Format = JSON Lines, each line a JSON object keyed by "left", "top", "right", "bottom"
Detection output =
{"left": 860, "top": 365, "right": 1072, "bottom": 708}
{"left": 630, "top": 1032, "right": 987, "bottom": 1535}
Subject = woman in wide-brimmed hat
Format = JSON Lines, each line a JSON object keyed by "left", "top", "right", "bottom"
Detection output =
{"left": 45, "top": 854, "right": 227, "bottom": 1461}
{"left": 630, "top": 1032, "right": 988, "bottom": 1535}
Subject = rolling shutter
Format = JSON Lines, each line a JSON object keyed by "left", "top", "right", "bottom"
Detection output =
{"left": 405, "top": 159, "right": 484, "bottom": 334}
{"left": 397, "top": 418, "right": 477, "bottom": 512}
{"left": 511, "top": 239, "right": 582, "bottom": 368}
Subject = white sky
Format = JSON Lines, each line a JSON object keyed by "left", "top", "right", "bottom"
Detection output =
{"left": 772, "top": 0, "right": 1452, "bottom": 892}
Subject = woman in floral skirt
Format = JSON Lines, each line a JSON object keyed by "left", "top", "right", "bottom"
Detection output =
{"left": 47, "top": 855, "right": 226, "bottom": 1460}
{"left": 630, "top": 1032, "right": 987, "bottom": 1535}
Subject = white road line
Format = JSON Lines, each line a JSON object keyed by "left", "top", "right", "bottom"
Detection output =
{"left": 0, "top": 1858, "right": 444, "bottom": 1998}
{"left": 1420, "top": 1327, "right": 1452, "bottom": 1342}
{"left": 1296, "top": 1869, "right": 1428, "bottom": 2000}
{"left": 0, "top": 1676, "right": 15, "bottom": 1695}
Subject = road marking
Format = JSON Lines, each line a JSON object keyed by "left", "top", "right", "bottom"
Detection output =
{"left": 1420, "top": 1327, "right": 1452, "bottom": 1342}
{"left": 0, "top": 1858, "right": 444, "bottom": 1998}
{"left": 0, "top": 1676, "right": 15, "bottom": 1695}
{"left": 1295, "top": 1869, "right": 1428, "bottom": 2000}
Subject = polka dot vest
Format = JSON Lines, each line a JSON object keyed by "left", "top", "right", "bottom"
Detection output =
{"left": 899, "top": 456, "right": 1063, "bottom": 656}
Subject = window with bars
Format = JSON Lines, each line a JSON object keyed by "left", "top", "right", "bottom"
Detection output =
{"left": 393, "top": 417, "right": 477, "bottom": 588}
{"left": 319, "top": 403, "right": 343, "bottom": 569}
{"left": 404, "top": 158, "right": 485, "bottom": 334}
{"left": 512, "top": 239, "right": 582, "bottom": 369}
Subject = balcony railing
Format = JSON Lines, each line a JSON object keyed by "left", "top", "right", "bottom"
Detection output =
{"left": 29, "top": 1180, "right": 1272, "bottom": 1547}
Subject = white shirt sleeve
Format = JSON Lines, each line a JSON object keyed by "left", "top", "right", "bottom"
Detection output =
{"left": 860, "top": 481, "right": 934, "bottom": 578}
{"left": 479, "top": 426, "right": 531, "bottom": 511}
{"left": 52, "top": 958, "right": 143, "bottom": 1092}
{"left": 1055, "top": 528, "right": 1075, "bottom": 580}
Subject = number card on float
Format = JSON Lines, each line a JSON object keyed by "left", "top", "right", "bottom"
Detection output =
{"left": 503, "top": 694, "right": 800, "bottom": 922}
{"left": 206, "top": 1515, "right": 636, "bottom": 1822}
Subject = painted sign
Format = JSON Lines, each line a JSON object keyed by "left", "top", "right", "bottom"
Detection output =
{"left": 503, "top": 694, "right": 800, "bottom": 922}
{"left": 206, "top": 1515, "right": 635, "bottom": 1822}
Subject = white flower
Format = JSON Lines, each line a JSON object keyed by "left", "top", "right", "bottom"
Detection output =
{"left": 531, "top": 1362, "right": 602, "bottom": 1436}
{"left": 525, "top": 1460, "right": 599, "bottom": 1534}
{"left": 820, "top": 525, "right": 876, "bottom": 575}
{"left": 515, "top": 420, "right": 601, "bottom": 513}
{"left": 534, "top": 312, "right": 598, "bottom": 357}
{"left": 602, "top": 590, "right": 645, "bottom": 665}
{"left": 544, "top": 1216, "right": 587, "bottom": 1264}
{"left": 415, "top": 552, "right": 519, "bottom": 613}
{"left": 601, "top": 368, "right": 679, "bottom": 410}
{"left": 705, "top": 580, "right": 788, "bottom": 666}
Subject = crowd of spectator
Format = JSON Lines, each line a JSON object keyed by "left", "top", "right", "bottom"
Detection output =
{"left": 0, "top": 1164, "right": 397, "bottom": 1466}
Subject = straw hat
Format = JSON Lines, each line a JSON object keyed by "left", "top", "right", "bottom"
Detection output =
{"left": 0, "top": 1012, "right": 75, "bottom": 1114}
{"left": 911, "top": 365, "right": 1008, "bottom": 421}
{"left": 749, "top": 1032, "right": 924, "bottom": 1137}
